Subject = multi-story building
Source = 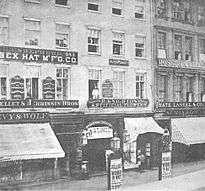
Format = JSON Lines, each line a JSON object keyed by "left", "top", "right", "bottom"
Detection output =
{"left": 153, "top": 0, "right": 205, "bottom": 163}
{"left": 0, "top": 0, "right": 164, "bottom": 183}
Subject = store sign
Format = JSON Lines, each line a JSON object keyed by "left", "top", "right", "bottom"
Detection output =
{"left": 87, "top": 99, "right": 149, "bottom": 108}
{"left": 0, "top": 112, "right": 49, "bottom": 123}
{"left": 109, "top": 158, "right": 123, "bottom": 190}
{"left": 164, "top": 109, "right": 205, "bottom": 117}
{"left": 161, "top": 152, "right": 172, "bottom": 179}
{"left": 102, "top": 79, "right": 113, "bottom": 98}
{"left": 85, "top": 126, "right": 113, "bottom": 140}
{"left": 0, "top": 99, "right": 79, "bottom": 108}
{"left": 0, "top": 46, "right": 78, "bottom": 65}
{"left": 109, "top": 59, "right": 129, "bottom": 66}
{"left": 42, "top": 77, "right": 55, "bottom": 99}
{"left": 10, "top": 76, "right": 24, "bottom": 99}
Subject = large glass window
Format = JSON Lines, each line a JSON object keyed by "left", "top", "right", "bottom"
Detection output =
{"left": 200, "top": 78, "right": 205, "bottom": 101}
{"left": 174, "top": 76, "right": 183, "bottom": 102}
{"left": 0, "top": 78, "right": 6, "bottom": 100}
{"left": 25, "top": 78, "right": 38, "bottom": 99}
{"left": 56, "top": 23, "right": 69, "bottom": 49}
{"left": 55, "top": 0, "right": 68, "bottom": 6}
{"left": 174, "top": 35, "right": 182, "bottom": 60}
{"left": 0, "top": 17, "right": 8, "bottom": 45}
{"left": 88, "top": 29, "right": 100, "bottom": 54}
{"left": 157, "top": 32, "right": 167, "bottom": 58}
{"left": 199, "top": 39, "right": 205, "bottom": 62}
{"left": 156, "top": 0, "right": 167, "bottom": 19}
{"left": 113, "top": 32, "right": 124, "bottom": 56}
{"left": 25, "top": 19, "right": 40, "bottom": 46}
{"left": 88, "top": 69, "right": 101, "bottom": 99}
{"left": 197, "top": 5, "right": 205, "bottom": 26}
{"left": 88, "top": 0, "right": 100, "bottom": 12}
{"left": 186, "top": 77, "right": 194, "bottom": 102}
{"left": 135, "top": 36, "right": 145, "bottom": 58}
{"left": 158, "top": 75, "right": 167, "bottom": 101}
{"left": 56, "top": 68, "right": 70, "bottom": 100}
{"left": 184, "top": 36, "right": 192, "bottom": 61}
{"left": 136, "top": 74, "right": 145, "bottom": 99}
{"left": 112, "top": 0, "right": 123, "bottom": 16}
{"left": 135, "top": 6, "right": 145, "bottom": 19}
{"left": 113, "top": 71, "right": 124, "bottom": 98}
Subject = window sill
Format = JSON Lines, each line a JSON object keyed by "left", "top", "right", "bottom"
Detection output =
{"left": 135, "top": 17, "right": 146, "bottom": 22}
{"left": 56, "top": 46, "right": 69, "bottom": 50}
{"left": 88, "top": 52, "right": 101, "bottom": 56}
{"left": 24, "top": 0, "right": 42, "bottom": 4}
{"left": 135, "top": 57, "right": 147, "bottom": 60}
{"left": 88, "top": 10, "right": 102, "bottom": 14}
{"left": 112, "top": 14, "right": 124, "bottom": 18}
{"left": 112, "top": 54, "right": 126, "bottom": 59}
{"left": 55, "top": 4, "right": 70, "bottom": 9}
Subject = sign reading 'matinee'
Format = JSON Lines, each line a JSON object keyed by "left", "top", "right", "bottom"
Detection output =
{"left": 0, "top": 46, "right": 78, "bottom": 65}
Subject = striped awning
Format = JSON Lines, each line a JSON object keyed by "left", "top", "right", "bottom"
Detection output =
{"left": 0, "top": 123, "right": 65, "bottom": 162}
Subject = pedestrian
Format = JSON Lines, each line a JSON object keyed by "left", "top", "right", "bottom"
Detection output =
{"left": 137, "top": 149, "right": 145, "bottom": 173}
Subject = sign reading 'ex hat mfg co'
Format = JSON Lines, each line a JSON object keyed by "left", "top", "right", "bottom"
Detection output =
{"left": 0, "top": 46, "right": 78, "bottom": 65}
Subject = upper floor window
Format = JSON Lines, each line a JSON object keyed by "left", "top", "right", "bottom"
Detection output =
{"left": 186, "top": 76, "right": 194, "bottom": 102}
{"left": 174, "top": 76, "right": 183, "bottom": 102}
{"left": 88, "top": 29, "right": 100, "bottom": 54}
{"left": 113, "top": 71, "right": 124, "bottom": 98}
{"left": 88, "top": 0, "right": 100, "bottom": 12}
{"left": 184, "top": 36, "right": 192, "bottom": 61}
{"left": 172, "top": 0, "right": 192, "bottom": 24}
{"left": 25, "top": 78, "right": 38, "bottom": 99}
{"left": 200, "top": 77, "right": 205, "bottom": 101}
{"left": 55, "top": 0, "right": 68, "bottom": 6}
{"left": 199, "top": 39, "right": 205, "bottom": 62}
{"left": 135, "top": 6, "right": 145, "bottom": 19}
{"left": 112, "top": 0, "right": 123, "bottom": 16}
{"left": 136, "top": 74, "right": 145, "bottom": 99}
{"left": 197, "top": 5, "right": 205, "bottom": 26}
{"left": 135, "top": 36, "right": 145, "bottom": 58}
{"left": 158, "top": 74, "right": 168, "bottom": 101}
{"left": 25, "top": 19, "right": 40, "bottom": 47}
{"left": 156, "top": 0, "right": 167, "bottom": 19}
{"left": 174, "top": 34, "right": 182, "bottom": 60}
{"left": 157, "top": 32, "right": 167, "bottom": 58}
{"left": 56, "top": 68, "right": 70, "bottom": 100}
{"left": 88, "top": 69, "right": 101, "bottom": 99}
{"left": 0, "top": 77, "right": 6, "bottom": 100}
{"left": 113, "top": 32, "right": 125, "bottom": 56}
{"left": 56, "top": 23, "right": 70, "bottom": 49}
{"left": 0, "top": 17, "right": 8, "bottom": 45}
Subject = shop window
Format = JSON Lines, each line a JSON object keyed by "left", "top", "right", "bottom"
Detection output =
{"left": 158, "top": 75, "right": 167, "bottom": 101}
{"left": 113, "top": 71, "right": 124, "bottom": 98}
{"left": 112, "top": 0, "right": 123, "bottom": 16}
{"left": 55, "top": 0, "right": 68, "bottom": 6}
{"left": 156, "top": 0, "right": 167, "bottom": 19}
{"left": 25, "top": 78, "right": 38, "bottom": 99}
{"left": 174, "top": 76, "right": 183, "bottom": 102}
{"left": 113, "top": 32, "right": 124, "bottom": 56}
{"left": 88, "top": 69, "right": 101, "bottom": 99}
{"left": 199, "top": 39, "right": 205, "bottom": 62}
{"left": 88, "top": 0, "right": 100, "bottom": 12}
{"left": 200, "top": 78, "right": 205, "bottom": 101}
{"left": 0, "top": 77, "right": 7, "bottom": 100}
{"left": 88, "top": 29, "right": 100, "bottom": 54}
{"left": 197, "top": 5, "right": 205, "bottom": 26}
{"left": 174, "top": 35, "right": 182, "bottom": 60}
{"left": 56, "top": 68, "right": 70, "bottom": 100}
{"left": 135, "top": 6, "right": 145, "bottom": 19}
{"left": 136, "top": 74, "right": 145, "bottom": 99}
{"left": 186, "top": 77, "right": 194, "bottom": 102}
{"left": 157, "top": 32, "right": 167, "bottom": 58}
{"left": 135, "top": 36, "right": 145, "bottom": 58}
{"left": 56, "top": 23, "right": 69, "bottom": 49}
{"left": 0, "top": 17, "right": 8, "bottom": 45}
{"left": 185, "top": 36, "right": 192, "bottom": 61}
{"left": 25, "top": 19, "right": 40, "bottom": 47}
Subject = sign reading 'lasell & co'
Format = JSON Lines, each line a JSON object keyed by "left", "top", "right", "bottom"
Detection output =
{"left": 0, "top": 46, "right": 78, "bottom": 65}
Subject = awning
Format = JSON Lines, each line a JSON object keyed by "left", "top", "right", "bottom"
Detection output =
{"left": 172, "top": 118, "right": 205, "bottom": 145}
{"left": 124, "top": 117, "right": 164, "bottom": 141}
{"left": 0, "top": 123, "right": 65, "bottom": 162}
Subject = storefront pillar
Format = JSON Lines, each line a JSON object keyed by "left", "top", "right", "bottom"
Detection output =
{"left": 54, "top": 158, "right": 58, "bottom": 179}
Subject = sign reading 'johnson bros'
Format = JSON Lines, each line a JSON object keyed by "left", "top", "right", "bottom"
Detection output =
{"left": 0, "top": 46, "right": 78, "bottom": 65}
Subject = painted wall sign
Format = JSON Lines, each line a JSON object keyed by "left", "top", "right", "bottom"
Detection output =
{"left": 164, "top": 109, "right": 205, "bottom": 117}
{"left": 10, "top": 76, "right": 24, "bottom": 99}
{"left": 42, "top": 77, "right": 55, "bottom": 99}
{"left": 0, "top": 99, "right": 79, "bottom": 108}
{"left": 0, "top": 46, "right": 78, "bottom": 65}
{"left": 160, "top": 152, "right": 172, "bottom": 179}
{"left": 87, "top": 99, "right": 149, "bottom": 108}
{"left": 109, "top": 59, "right": 129, "bottom": 66}
{"left": 0, "top": 112, "right": 49, "bottom": 123}
{"left": 102, "top": 79, "right": 113, "bottom": 98}
{"left": 155, "top": 102, "right": 205, "bottom": 109}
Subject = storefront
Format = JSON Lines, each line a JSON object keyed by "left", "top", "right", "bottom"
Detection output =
{"left": 0, "top": 112, "right": 65, "bottom": 184}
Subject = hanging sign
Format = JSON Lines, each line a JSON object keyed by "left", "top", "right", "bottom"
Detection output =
{"left": 102, "top": 79, "right": 113, "bottom": 98}
{"left": 42, "top": 77, "right": 55, "bottom": 99}
{"left": 161, "top": 152, "right": 172, "bottom": 179}
{"left": 10, "top": 75, "right": 24, "bottom": 99}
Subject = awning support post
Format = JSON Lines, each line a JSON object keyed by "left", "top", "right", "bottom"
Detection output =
{"left": 54, "top": 158, "right": 58, "bottom": 179}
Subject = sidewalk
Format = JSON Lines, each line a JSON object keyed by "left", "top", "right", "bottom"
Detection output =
{"left": 2, "top": 160, "right": 205, "bottom": 191}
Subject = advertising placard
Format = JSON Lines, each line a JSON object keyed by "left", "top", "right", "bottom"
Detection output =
{"left": 102, "top": 80, "right": 113, "bottom": 98}
{"left": 42, "top": 77, "right": 55, "bottom": 99}
{"left": 161, "top": 152, "right": 172, "bottom": 179}
{"left": 10, "top": 76, "right": 24, "bottom": 99}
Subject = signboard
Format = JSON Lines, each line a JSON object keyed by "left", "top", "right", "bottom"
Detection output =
{"left": 164, "top": 109, "right": 205, "bottom": 117}
{"left": 87, "top": 99, "right": 149, "bottom": 108}
{"left": 84, "top": 126, "right": 113, "bottom": 140}
{"left": 10, "top": 76, "right": 24, "bottom": 99}
{"left": 42, "top": 77, "right": 55, "bottom": 99}
{"left": 109, "top": 59, "right": 129, "bottom": 66}
{"left": 0, "top": 45, "right": 78, "bottom": 65}
{"left": 0, "top": 112, "right": 49, "bottom": 123}
{"left": 108, "top": 158, "right": 123, "bottom": 190}
{"left": 0, "top": 99, "right": 79, "bottom": 108}
{"left": 161, "top": 152, "right": 172, "bottom": 179}
{"left": 102, "top": 80, "right": 113, "bottom": 98}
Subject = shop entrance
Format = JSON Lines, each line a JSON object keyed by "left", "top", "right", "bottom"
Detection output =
{"left": 86, "top": 138, "right": 111, "bottom": 173}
